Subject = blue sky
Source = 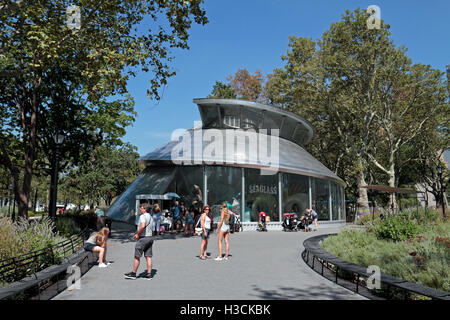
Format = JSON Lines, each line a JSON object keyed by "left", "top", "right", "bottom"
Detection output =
{"left": 122, "top": 0, "right": 450, "bottom": 157}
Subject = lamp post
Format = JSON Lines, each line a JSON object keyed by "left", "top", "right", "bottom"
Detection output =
{"left": 49, "top": 132, "right": 65, "bottom": 224}
{"left": 437, "top": 163, "right": 446, "bottom": 220}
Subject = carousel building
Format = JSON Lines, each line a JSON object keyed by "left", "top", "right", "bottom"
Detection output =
{"left": 107, "top": 98, "right": 346, "bottom": 230}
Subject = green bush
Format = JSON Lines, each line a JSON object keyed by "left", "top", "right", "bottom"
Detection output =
{"left": 374, "top": 216, "right": 419, "bottom": 242}
{"left": 321, "top": 215, "right": 450, "bottom": 293}
{"left": 55, "top": 216, "right": 81, "bottom": 236}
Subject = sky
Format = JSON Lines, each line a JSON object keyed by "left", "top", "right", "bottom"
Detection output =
{"left": 121, "top": 0, "right": 450, "bottom": 158}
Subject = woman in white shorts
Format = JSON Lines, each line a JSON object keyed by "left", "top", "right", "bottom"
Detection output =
{"left": 215, "top": 202, "right": 231, "bottom": 261}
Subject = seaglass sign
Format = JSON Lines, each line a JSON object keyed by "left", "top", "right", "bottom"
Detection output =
{"left": 248, "top": 184, "right": 277, "bottom": 195}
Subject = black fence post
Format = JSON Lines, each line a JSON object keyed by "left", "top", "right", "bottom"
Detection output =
{"left": 356, "top": 273, "right": 359, "bottom": 293}
{"left": 335, "top": 267, "right": 338, "bottom": 284}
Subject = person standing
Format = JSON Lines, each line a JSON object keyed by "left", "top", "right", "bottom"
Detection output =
{"left": 184, "top": 206, "right": 195, "bottom": 236}
{"left": 215, "top": 202, "right": 231, "bottom": 261}
{"left": 180, "top": 202, "right": 187, "bottom": 233}
{"left": 308, "top": 208, "right": 319, "bottom": 231}
{"left": 199, "top": 206, "right": 212, "bottom": 260}
{"left": 152, "top": 203, "right": 162, "bottom": 236}
{"left": 171, "top": 200, "right": 182, "bottom": 233}
{"left": 124, "top": 203, "right": 154, "bottom": 280}
{"left": 94, "top": 206, "right": 105, "bottom": 231}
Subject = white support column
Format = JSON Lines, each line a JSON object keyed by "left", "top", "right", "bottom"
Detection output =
{"left": 278, "top": 172, "right": 283, "bottom": 222}
{"left": 329, "top": 181, "right": 333, "bottom": 221}
{"left": 308, "top": 177, "right": 312, "bottom": 210}
{"left": 203, "top": 166, "right": 208, "bottom": 206}
{"left": 241, "top": 167, "right": 245, "bottom": 224}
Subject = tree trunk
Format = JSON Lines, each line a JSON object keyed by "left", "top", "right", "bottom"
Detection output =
{"left": 387, "top": 157, "right": 397, "bottom": 215}
{"left": 356, "top": 167, "right": 369, "bottom": 216}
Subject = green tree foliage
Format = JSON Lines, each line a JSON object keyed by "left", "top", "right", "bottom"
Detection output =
{"left": 60, "top": 143, "right": 143, "bottom": 207}
{"left": 208, "top": 81, "right": 237, "bottom": 99}
{"left": 209, "top": 69, "right": 266, "bottom": 102}
{"left": 265, "top": 8, "right": 449, "bottom": 212}
{"left": 0, "top": 0, "right": 208, "bottom": 218}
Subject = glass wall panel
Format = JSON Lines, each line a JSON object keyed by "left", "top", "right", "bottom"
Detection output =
{"left": 245, "top": 168, "right": 279, "bottom": 222}
{"left": 200, "top": 106, "right": 220, "bottom": 128}
{"left": 282, "top": 173, "right": 309, "bottom": 217}
{"left": 331, "top": 182, "right": 340, "bottom": 220}
{"left": 220, "top": 105, "right": 241, "bottom": 129}
{"left": 242, "top": 107, "right": 264, "bottom": 130}
{"left": 205, "top": 166, "right": 242, "bottom": 222}
{"left": 311, "top": 177, "right": 329, "bottom": 220}
{"left": 165, "top": 166, "right": 204, "bottom": 211}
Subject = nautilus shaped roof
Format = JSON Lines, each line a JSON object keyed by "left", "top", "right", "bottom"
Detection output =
{"left": 139, "top": 99, "right": 344, "bottom": 186}
{"left": 194, "top": 98, "right": 314, "bottom": 146}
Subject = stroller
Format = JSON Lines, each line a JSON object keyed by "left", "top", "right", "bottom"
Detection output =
{"left": 233, "top": 214, "right": 242, "bottom": 232}
{"left": 282, "top": 213, "right": 298, "bottom": 232}
{"left": 257, "top": 211, "right": 268, "bottom": 232}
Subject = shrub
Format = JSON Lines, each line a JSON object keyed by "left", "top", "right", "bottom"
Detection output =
{"left": 374, "top": 216, "right": 419, "bottom": 242}
{"left": 321, "top": 218, "right": 450, "bottom": 293}
{"left": 55, "top": 216, "right": 81, "bottom": 236}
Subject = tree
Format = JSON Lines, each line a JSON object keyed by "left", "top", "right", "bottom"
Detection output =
{"left": 0, "top": 0, "right": 208, "bottom": 218}
{"left": 208, "top": 81, "right": 237, "bottom": 99}
{"left": 265, "top": 8, "right": 449, "bottom": 213}
{"left": 209, "top": 69, "right": 266, "bottom": 102}
{"left": 61, "top": 143, "right": 143, "bottom": 208}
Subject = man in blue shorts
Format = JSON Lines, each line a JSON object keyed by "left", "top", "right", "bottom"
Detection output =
{"left": 171, "top": 200, "right": 182, "bottom": 233}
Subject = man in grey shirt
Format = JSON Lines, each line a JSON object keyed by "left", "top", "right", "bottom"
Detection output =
{"left": 124, "top": 203, "right": 154, "bottom": 280}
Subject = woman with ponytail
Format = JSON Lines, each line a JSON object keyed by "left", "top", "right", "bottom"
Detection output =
{"left": 83, "top": 227, "right": 110, "bottom": 268}
{"left": 215, "top": 202, "right": 231, "bottom": 261}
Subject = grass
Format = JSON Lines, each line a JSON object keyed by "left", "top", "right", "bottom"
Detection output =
{"left": 321, "top": 209, "right": 450, "bottom": 295}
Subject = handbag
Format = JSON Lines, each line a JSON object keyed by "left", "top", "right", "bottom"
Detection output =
{"left": 194, "top": 218, "right": 203, "bottom": 236}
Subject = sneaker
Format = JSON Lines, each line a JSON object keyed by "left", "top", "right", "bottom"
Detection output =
{"left": 223, "top": 257, "right": 229, "bottom": 261}
{"left": 98, "top": 263, "right": 108, "bottom": 268}
{"left": 214, "top": 256, "right": 222, "bottom": 261}
{"left": 124, "top": 272, "right": 137, "bottom": 280}
{"left": 144, "top": 273, "right": 153, "bottom": 280}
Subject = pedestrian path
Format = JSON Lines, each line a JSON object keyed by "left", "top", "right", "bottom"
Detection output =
{"left": 53, "top": 227, "right": 366, "bottom": 300}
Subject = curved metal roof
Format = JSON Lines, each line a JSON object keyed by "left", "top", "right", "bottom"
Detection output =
{"left": 193, "top": 98, "right": 314, "bottom": 146}
{"left": 139, "top": 129, "right": 345, "bottom": 186}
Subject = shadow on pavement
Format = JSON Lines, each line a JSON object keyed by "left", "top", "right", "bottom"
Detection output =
{"left": 249, "top": 284, "right": 360, "bottom": 300}
{"left": 137, "top": 269, "right": 158, "bottom": 279}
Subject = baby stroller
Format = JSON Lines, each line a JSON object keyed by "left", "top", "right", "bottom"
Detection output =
{"left": 257, "top": 211, "right": 268, "bottom": 232}
{"left": 233, "top": 214, "right": 242, "bottom": 232}
{"left": 282, "top": 213, "right": 297, "bottom": 232}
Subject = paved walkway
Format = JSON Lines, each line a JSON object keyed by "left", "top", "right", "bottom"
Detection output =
{"left": 53, "top": 227, "right": 366, "bottom": 300}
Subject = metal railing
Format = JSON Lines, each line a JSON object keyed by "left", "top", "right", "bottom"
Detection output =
{"left": 0, "top": 228, "right": 89, "bottom": 286}
{"left": 302, "top": 234, "right": 450, "bottom": 300}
